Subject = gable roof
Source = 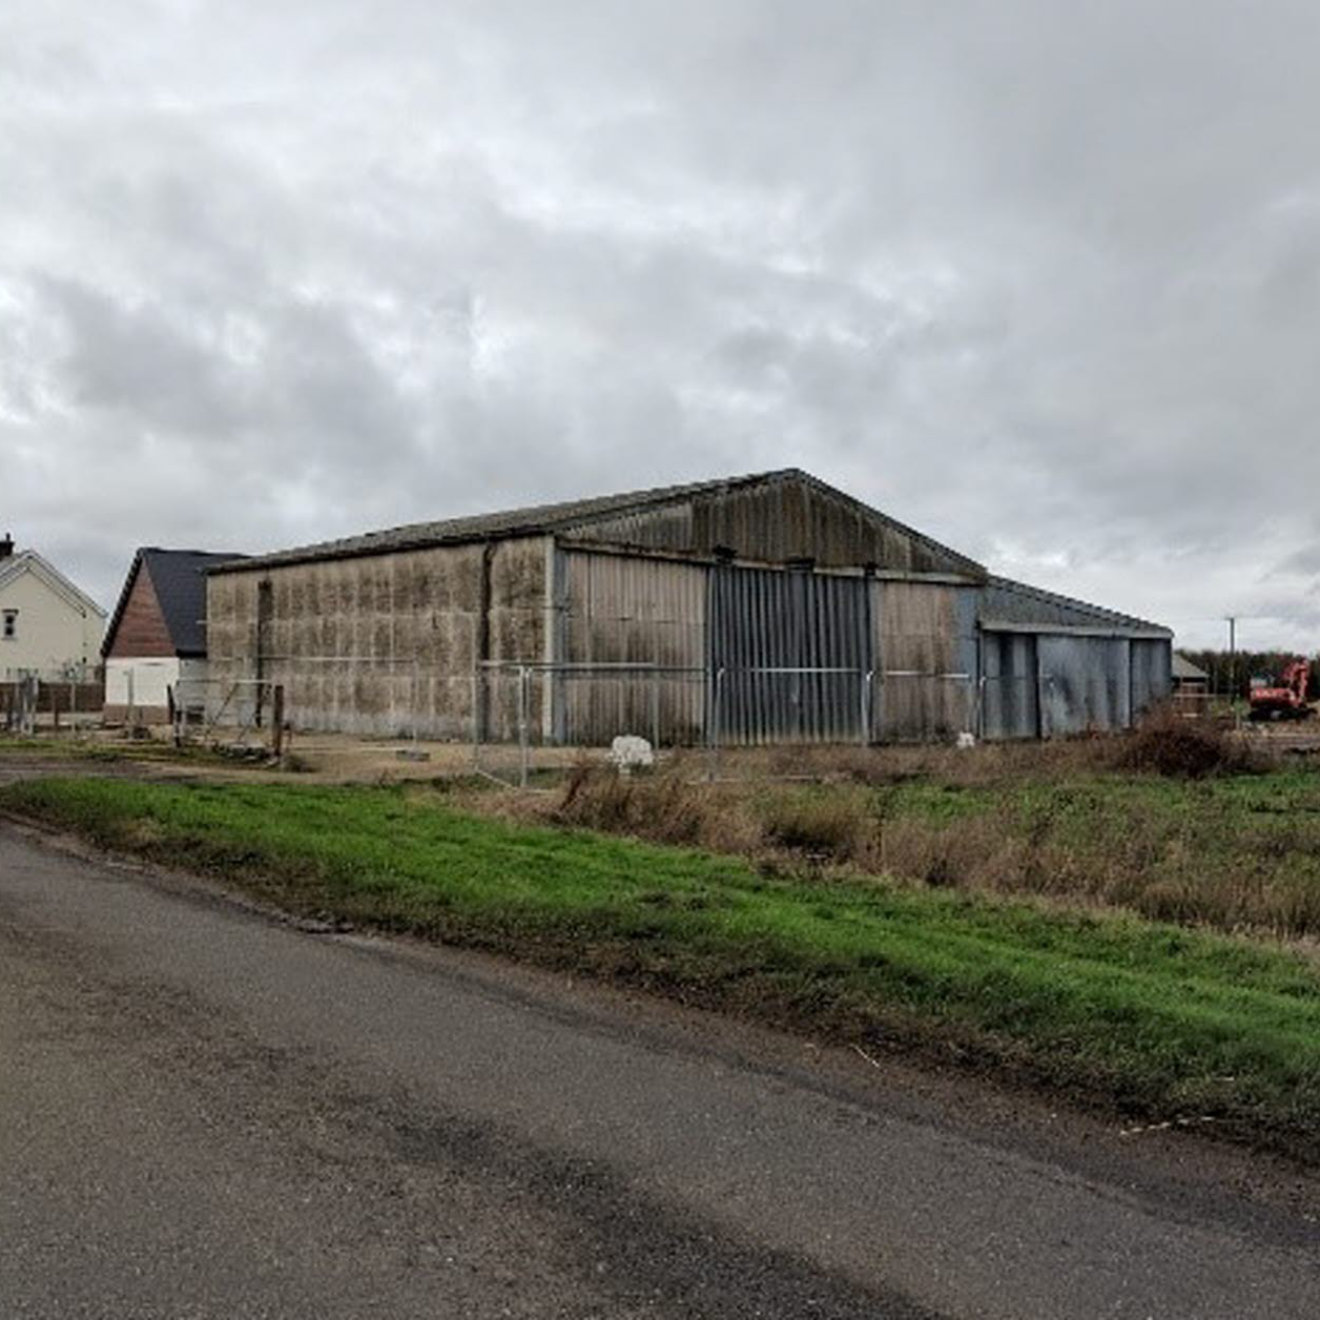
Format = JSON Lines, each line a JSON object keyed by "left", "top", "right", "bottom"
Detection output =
{"left": 103, "top": 548, "right": 247, "bottom": 658}
{"left": 0, "top": 549, "right": 106, "bottom": 620}
{"left": 210, "top": 469, "right": 986, "bottom": 578}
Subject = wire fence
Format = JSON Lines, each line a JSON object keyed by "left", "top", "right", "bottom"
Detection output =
{"left": 171, "top": 656, "right": 1169, "bottom": 782}
{"left": 170, "top": 677, "right": 287, "bottom": 753}
{"left": 472, "top": 662, "right": 986, "bottom": 786}
{"left": 471, "top": 662, "right": 709, "bottom": 786}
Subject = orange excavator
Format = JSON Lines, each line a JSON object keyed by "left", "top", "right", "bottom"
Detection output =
{"left": 1248, "top": 658, "right": 1313, "bottom": 721}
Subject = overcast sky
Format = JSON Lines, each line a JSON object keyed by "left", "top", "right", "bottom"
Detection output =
{"left": 3, "top": 1, "right": 1319, "bottom": 649}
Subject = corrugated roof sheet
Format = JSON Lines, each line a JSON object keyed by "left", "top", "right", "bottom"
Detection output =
{"left": 209, "top": 469, "right": 984, "bottom": 577}
{"left": 981, "top": 575, "right": 1171, "bottom": 638}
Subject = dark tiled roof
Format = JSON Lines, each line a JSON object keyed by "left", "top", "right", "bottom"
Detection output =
{"left": 103, "top": 549, "right": 248, "bottom": 658}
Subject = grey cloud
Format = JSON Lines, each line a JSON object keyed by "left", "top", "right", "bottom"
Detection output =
{"left": 3, "top": 1, "right": 1320, "bottom": 648}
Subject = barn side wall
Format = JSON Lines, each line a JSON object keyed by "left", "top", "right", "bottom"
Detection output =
{"left": 556, "top": 549, "right": 707, "bottom": 745}
{"left": 205, "top": 535, "right": 1171, "bottom": 746}
{"left": 206, "top": 537, "right": 550, "bottom": 739}
{"left": 980, "top": 632, "right": 1040, "bottom": 740}
{"left": 1038, "top": 635, "right": 1132, "bottom": 736}
{"left": 707, "top": 564, "right": 872, "bottom": 745}
{"left": 976, "top": 577, "right": 1172, "bottom": 739}
{"left": 1130, "top": 639, "right": 1173, "bottom": 716}
{"left": 552, "top": 555, "right": 983, "bottom": 747}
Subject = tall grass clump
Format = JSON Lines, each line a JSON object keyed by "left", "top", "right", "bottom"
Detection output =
{"left": 511, "top": 741, "right": 1320, "bottom": 940}
{"left": 1113, "top": 709, "right": 1263, "bottom": 779}
{"left": 553, "top": 760, "right": 762, "bottom": 854}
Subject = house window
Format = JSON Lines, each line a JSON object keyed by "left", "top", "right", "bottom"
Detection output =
{"left": 1, "top": 610, "right": 16, "bottom": 641}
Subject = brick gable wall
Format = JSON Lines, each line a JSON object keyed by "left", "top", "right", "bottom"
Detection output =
{"left": 106, "top": 563, "right": 174, "bottom": 658}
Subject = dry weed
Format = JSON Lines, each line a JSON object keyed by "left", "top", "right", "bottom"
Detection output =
{"left": 760, "top": 791, "right": 877, "bottom": 864}
{"left": 449, "top": 734, "right": 1318, "bottom": 942}
{"left": 1114, "top": 709, "right": 1263, "bottom": 778}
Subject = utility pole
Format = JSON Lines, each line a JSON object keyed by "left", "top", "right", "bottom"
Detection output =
{"left": 1226, "top": 616, "right": 1237, "bottom": 713}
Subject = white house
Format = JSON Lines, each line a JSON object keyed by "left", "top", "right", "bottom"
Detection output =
{"left": 0, "top": 535, "right": 106, "bottom": 679}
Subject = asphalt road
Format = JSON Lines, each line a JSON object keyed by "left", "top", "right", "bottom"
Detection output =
{"left": 1, "top": 823, "right": 1317, "bottom": 1319}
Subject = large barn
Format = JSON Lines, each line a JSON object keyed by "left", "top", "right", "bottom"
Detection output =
{"left": 205, "top": 470, "right": 1172, "bottom": 745}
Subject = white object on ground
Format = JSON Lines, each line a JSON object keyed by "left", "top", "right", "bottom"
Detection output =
{"left": 609, "top": 735, "right": 655, "bottom": 773}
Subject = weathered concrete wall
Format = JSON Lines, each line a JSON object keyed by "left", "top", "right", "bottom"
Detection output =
{"left": 481, "top": 537, "right": 551, "bottom": 742}
{"left": 207, "top": 537, "right": 549, "bottom": 739}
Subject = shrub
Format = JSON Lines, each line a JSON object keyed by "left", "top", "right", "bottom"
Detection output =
{"left": 760, "top": 791, "right": 875, "bottom": 863}
{"left": 1114, "top": 710, "right": 1261, "bottom": 779}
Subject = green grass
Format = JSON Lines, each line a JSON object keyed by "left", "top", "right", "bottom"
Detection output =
{"left": 871, "top": 770, "right": 1320, "bottom": 934}
{"left": 4, "top": 775, "right": 1319, "bottom": 1159}
{"left": 553, "top": 761, "right": 1320, "bottom": 936}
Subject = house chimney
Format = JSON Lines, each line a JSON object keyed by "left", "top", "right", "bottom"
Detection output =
{"left": 0, "top": 533, "right": 12, "bottom": 560}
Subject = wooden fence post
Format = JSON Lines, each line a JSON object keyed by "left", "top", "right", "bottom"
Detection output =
{"left": 272, "top": 685, "right": 285, "bottom": 758}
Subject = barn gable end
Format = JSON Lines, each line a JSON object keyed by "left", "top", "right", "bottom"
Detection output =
{"left": 557, "top": 471, "right": 985, "bottom": 578}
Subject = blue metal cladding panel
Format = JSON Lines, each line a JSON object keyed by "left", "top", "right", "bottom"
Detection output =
{"left": 1037, "top": 635, "right": 1131, "bottom": 735}
{"left": 980, "top": 633, "right": 1171, "bottom": 739}
{"left": 980, "top": 631, "right": 1040, "bottom": 740}
{"left": 1130, "top": 638, "right": 1173, "bottom": 717}
{"left": 709, "top": 566, "right": 873, "bottom": 744}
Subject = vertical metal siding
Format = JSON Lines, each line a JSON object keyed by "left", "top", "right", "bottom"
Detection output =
{"left": 559, "top": 551, "right": 707, "bottom": 744}
{"left": 1129, "top": 638, "right": 1173, "bottom": 718}
{"left": 979, "top": 631, "right": 1041, "bottom": 740}
{"left": 873, "top": 582, "right": 979, "bottom": 741}
{"left": 979, "top": 629, "right": 1172, "bottom": 741}
{"left": 708, "top": 565, "right": 872, "bottom": 744}
{"left": 1037, "top": 636, "right": 1131, "bottom": 736}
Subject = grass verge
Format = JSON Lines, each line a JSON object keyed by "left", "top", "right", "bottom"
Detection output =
{"left": 3, "top": 775, "right": 1319, "bottom": 1161}
{"left": 540, "top": 757, "right": 1320, "bottom": 938}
